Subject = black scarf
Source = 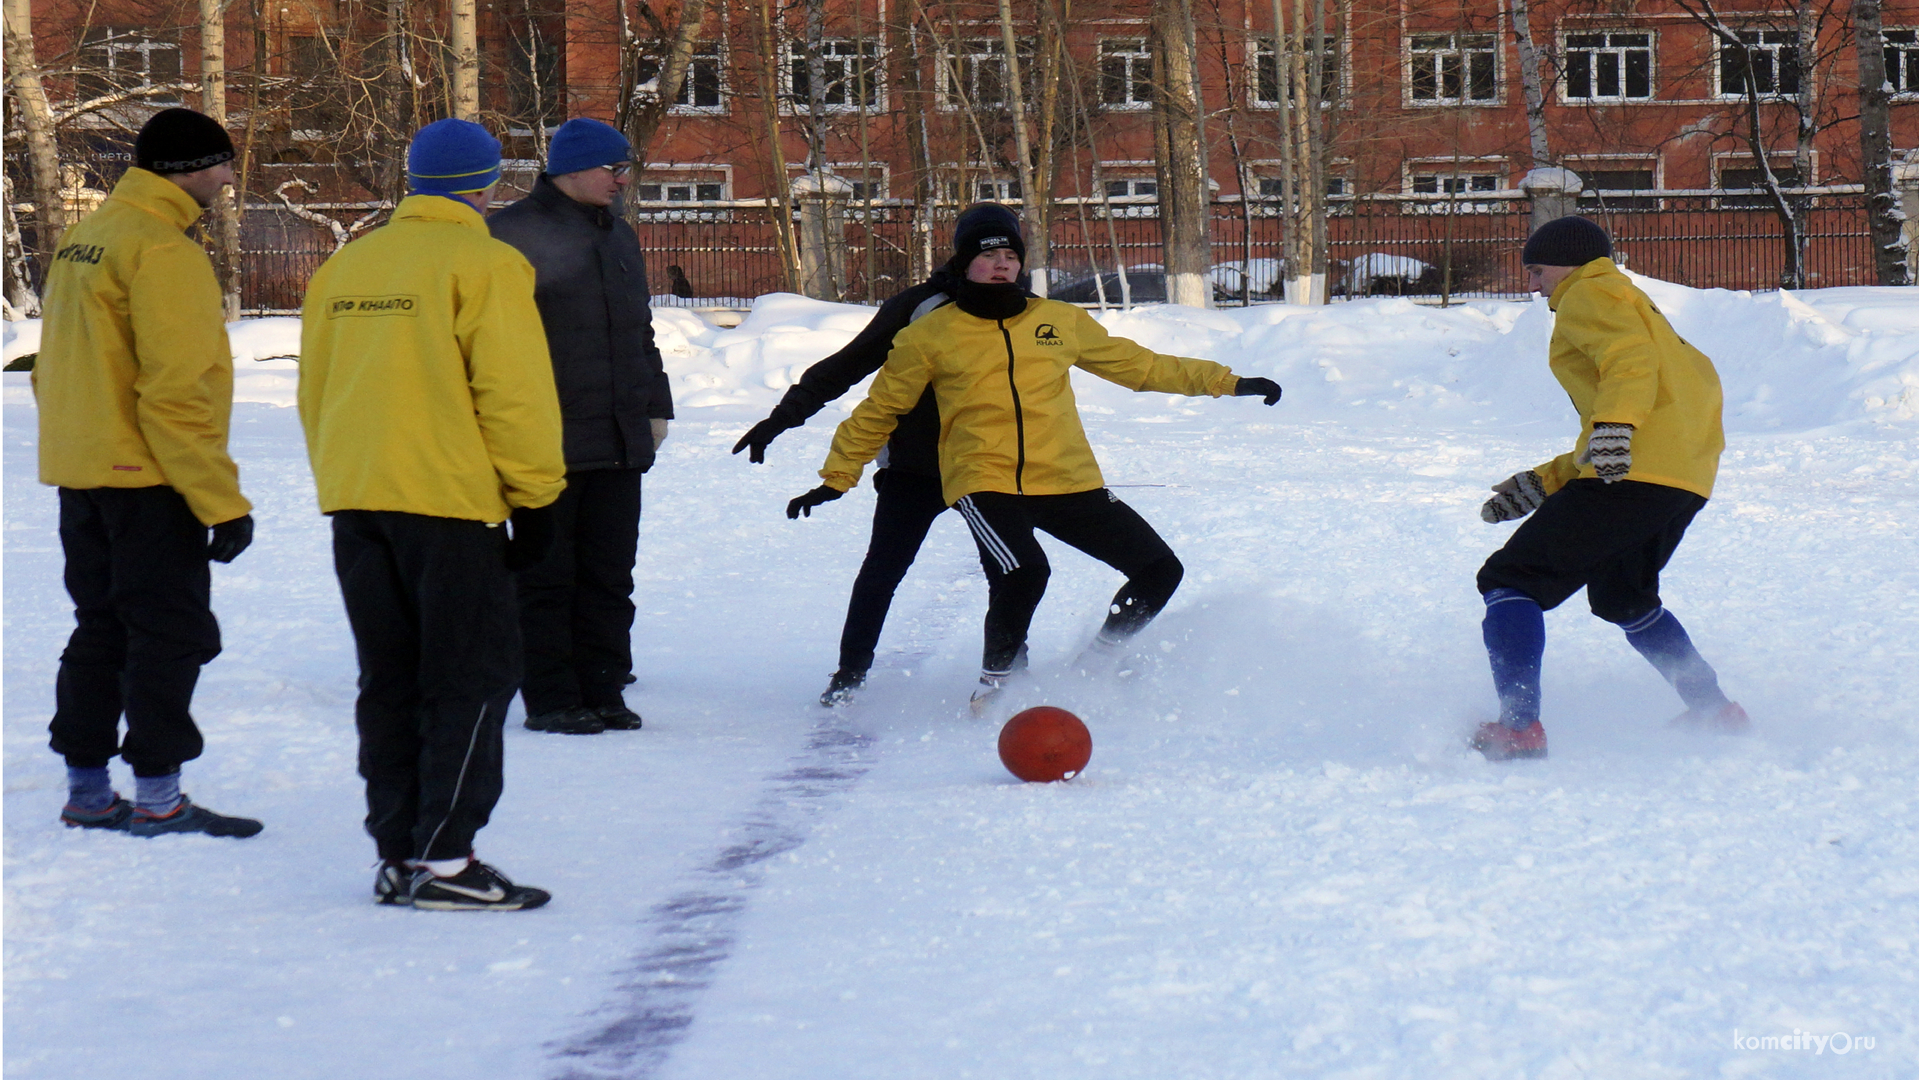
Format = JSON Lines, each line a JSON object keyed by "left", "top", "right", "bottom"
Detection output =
{"left": 952, "top": 278, "right": 1029, "bottom": 321}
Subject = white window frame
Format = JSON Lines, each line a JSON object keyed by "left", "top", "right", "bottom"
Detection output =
{"left": 787, "top": 163, "right": 892, "bottom": 202}
{"left": 629, "top": 164, "right": 734, "bottom": 219}
{"left": 938, "top": 35, "right": 1031, "bottom": 111}
{"left": 1405, "top": 157, "right": 1508, "bottom": 213}
{"left": 1884, "top": 28, "right": 1919, "bottom": 97}
{"left": 1098, "top": 38, "right": 1153, "bottom": 110}
{"left": 636, "top": 41, "right": 728, "bottom": 115}
{"left": 80, "top": 27, "right": 184, "bottom": 105}
{"left": 1405, "top": 31, "right": 1498, "bottom": 106}
{"left": 1568, "top": 156, "right": 1663, "bottom": 209}
{"left": 1560, "top": 30, "right": 1655, "bottom": 102}
{"left": 1715, "top": 29, "right": 1801, "bottom": 99}
{"left": 783, "top": 37, "right": 884, "bottom": 113}
{"left": 1249, "top": 34, "right": 1340, "bottom": 108}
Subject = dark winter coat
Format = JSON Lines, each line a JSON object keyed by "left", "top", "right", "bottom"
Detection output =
{"left": 487, "top": 177, "right": 674, "bottom": 472}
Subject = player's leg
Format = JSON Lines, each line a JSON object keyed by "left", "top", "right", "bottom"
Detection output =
{"left": 1033, "top": 489, "right": 1182, "bottom": 650}
{"left": 953, "top": 492, "right": 1048, "bottom": 689}
{"left": 825, "top": 469, "right": 949, "bottom": 703}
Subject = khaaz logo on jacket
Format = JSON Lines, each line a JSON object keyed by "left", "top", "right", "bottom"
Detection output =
{"left": 55, "top": 243, "right": 105, "bottom": 266}
{"left": 1033, "top": 324, "right": 1062, "bottom": 345}
{"left": 326, "top": 294, "right": 421, "bottom": 318}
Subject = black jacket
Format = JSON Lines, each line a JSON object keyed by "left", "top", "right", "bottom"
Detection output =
{"left": 488, "top": 177, "right": 673, "bottom": 472}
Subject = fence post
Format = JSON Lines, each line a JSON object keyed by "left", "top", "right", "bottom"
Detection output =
{"left": 1521, "top": 167, "right": 1582, "bottom": 236}
{"left": 793, "top": 172, "right": 854, "bottom": 301}
{"left": 1894, "top": 152, "right": 1919, "bottom": 283}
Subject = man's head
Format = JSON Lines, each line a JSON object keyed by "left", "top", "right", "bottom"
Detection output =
{"left": 949, "top": 202, "right": 1025, "bottom": 283}
{"left": 135, "top": 107, "right": 236, "bottom": 208}
{"left": 545, "top": 118, "right": 632, "bottom": 209}
{"left": 1520, "top": 215, "right": 1611, "bottom": 296}
{"left": 406, "top": 118, "right": 503, "bottom": 210}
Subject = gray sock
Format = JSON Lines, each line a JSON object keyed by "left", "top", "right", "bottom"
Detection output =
{"left": 66, "top": 766, "right": 114, "bottom": 812}
{"left": 134, "top": 773, "right": 183, "bottom": 816}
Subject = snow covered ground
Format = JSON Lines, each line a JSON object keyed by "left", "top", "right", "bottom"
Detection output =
{"left": 6, "top": 278, "right": 1919, "bottom": 1078}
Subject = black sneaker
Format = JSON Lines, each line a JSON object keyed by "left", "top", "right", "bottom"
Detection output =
{"left": 409, "top": 860, "right": 551, "bottom": 911}
{"left": 819, "top": 669, "right": 867, "bottom": 707}
{"left": 61, "top": 794, "right": 133, "bottom": 831}
{"left": 128, "top": 795, "right": 264, "bottom": 838}
{"left": 374, "top": 860, "right": 412, "bottom": 905}
{"left": 524, "top": 707, "right": 606, "bottom": 735}
{"left": 592, "top": 703, "right": 643, "bottom": 730}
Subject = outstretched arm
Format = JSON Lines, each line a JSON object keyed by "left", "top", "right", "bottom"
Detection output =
{"left": 816, "top": 341, "right": 935, "bottom": 493}
{"left": 1068, "top": 307, "right": 1239, "bottom": 397}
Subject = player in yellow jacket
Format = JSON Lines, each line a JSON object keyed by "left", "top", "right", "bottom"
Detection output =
{"left": 34, "top": 108, "right": 261, "bottom": 838}
{"left": 787, "top": 211, "right": 1283, "bottom": 709}
{"left": 299, "top": 119, "right": 564, "bottom": 910}
{"left": 1472, "top": 216, "right": 1747, "bottom": 761}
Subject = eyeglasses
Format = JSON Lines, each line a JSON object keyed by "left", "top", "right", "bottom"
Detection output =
{"left": 600, "top": 163, "right": 633, "bottom": 179}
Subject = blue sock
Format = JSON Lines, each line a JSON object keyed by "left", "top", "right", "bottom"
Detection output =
{"left": 1483, "top": 588, "right": 1546, "bottom": 729}
{"left": 134, "top": 773, "right": 183, "bottom": 816}
{"left": 66, "top": 766, "right": 114, "bottom": 812}
{"left": 1621, "top": 607, "right": 1729, "bottom": 712}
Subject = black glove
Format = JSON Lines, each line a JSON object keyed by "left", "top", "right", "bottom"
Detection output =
{"left": 1233, "top": 377, "right": 1283, "bottom": 405}
{"left": 207, "top": 514, "right": 253, "bottom": 563}
{"left": 733, "top": 415, "right": 795, "bottom": 464}
{"left": 786, "top": 485, "right": 845, "bottom": 519}
{"left": 504, "top": 504, "right": 556, "bottom": 571}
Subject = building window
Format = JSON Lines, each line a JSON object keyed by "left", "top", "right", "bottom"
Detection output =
{"left": 788, "top": 38, "right": 881, "bottom": 110}
{"left": 633, "top": 178, "right": 727, "bottom": 202}
{"left": 77, "top": 28, "right": 182, "bottom": 103}
{"left": 1576, "top": 168, "right": 1659, "bottom": 209}
{"left": 1412, "top": 172, "right": 1498, "bottom": 195}
{"left": 1885, "top": 29, "right": 1919, "bottom": 94}
{"left": 1105, "top": 178, "right": 1158, "bottom": 198}
{"left": 1563, "top": 32, "right": 1652, "bottom": 101}
{"left": 1256, "top": 176, "right": 1347, "bottom": 198}
{"left": 1718, "top": 30, "right": 1800, "bottom": 98}
{"left": 1251, "top": 36, "right": 1339, "bottom": 106}
{"left": 1100, "top": 39, "right": 1153, "bottom": 109}
{"left": 634, "top": 42, "right": 725, "bottom": 112}
{"left": 1408, "top": 33, "right": 1496, "bottom": 104}
{"left": 1717, "top": 163, "right": 1803, "bottom": 207}
{"left": 944, "top": 38, "right": 1015, "bottom": 109}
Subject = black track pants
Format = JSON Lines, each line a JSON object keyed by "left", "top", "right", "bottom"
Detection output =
{"left": 516, "top": 468, "right": 643, "bottom": 715}
{"left": 332, "top": 511, "right": 522, "bottom": 862}
{"left": 1477, "top": 478, "right": 1706, "bottom": 624}
{"left": 836, "top": 469, "right": 950, "bottom": 673}
{"left": 954, "top": 488, "right": 1183, "bottom": 673}
{"left": 48, "top": 486, "right": 220, "bottom": 776}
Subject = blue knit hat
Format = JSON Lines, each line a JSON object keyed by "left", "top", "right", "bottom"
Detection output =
{"left": 406, "top": 118, "right": 502, "bottom": 195}
{"left": 546, "top": 118, "right": 631, "bottom": 177}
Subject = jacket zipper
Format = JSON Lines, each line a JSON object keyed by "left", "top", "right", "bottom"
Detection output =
{"left": 999, "top": 320, "right": 1025, "bottom": 493}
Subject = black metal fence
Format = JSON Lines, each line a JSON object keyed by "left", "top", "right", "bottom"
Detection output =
{"left": 230, "top": 189, "right": 1877, "bottom": 313}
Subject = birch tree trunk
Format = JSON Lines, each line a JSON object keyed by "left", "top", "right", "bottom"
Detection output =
{"left": 1853, "top": 0, "right": 1910, "bottom": 284}
{"left": 1152, "top": 0, "right": 1211, "bottom": 307}
{"left": 901, "top": 10, "right": 938, "bottom": 282}
{"left": 4, "top": 0, "right": 67, "bottom": 291}
{"left": 996, "top": 0, "right": 1046, "bottom": 294}
{"left": 757, "top": 0, "right": 804, "bottom": 291}
{"left": 623, "top": 0, "right": 710, "bottom": 172}
{"left": 202, "top": 0, "right": 243, "bottom": 317}
{"left": 1506, "top": 0, "right": 1550, "bottom": 167}
{"left": 451, "top": 0, "right": 479, "bottom": 120}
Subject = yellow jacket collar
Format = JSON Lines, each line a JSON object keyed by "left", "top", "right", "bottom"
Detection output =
{"left": 1547, "top": 257, "right": 1619, "bottom": 310}
{"left": 393, "top": 193, "right": 490, "bottom": 232}
{"left": 110, "top": 168, "right": 205, "bottom": 231}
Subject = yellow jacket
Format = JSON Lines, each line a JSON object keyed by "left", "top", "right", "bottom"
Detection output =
{"left": 298, "top": 195, "right": 565, "bottom": 522}
{"left": 822, "top": 299, "right": 1238, "bottom": 505}
{"left": 33, "top": 168, "right": 250, "bottom": 526}
{"left": 1536, "top": 258, "right": 1726, "bottom": 499}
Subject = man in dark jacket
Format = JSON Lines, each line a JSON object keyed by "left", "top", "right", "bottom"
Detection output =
{"left": 487, "top": 117, "right": 673, "bottom": 736}
{"left": 732, "top": 205, "right": 1030, "bottom": 707}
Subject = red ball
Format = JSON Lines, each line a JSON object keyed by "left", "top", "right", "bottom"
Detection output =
{"left": 998, "top": 706, "right": 1092, "bottom": 783}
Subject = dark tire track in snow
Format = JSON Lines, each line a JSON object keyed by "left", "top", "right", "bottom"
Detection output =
{"left": 543, "top": 711, "right": 877, "bottom": 1079}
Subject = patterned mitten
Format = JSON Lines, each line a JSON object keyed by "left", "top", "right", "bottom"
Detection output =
{"left": 1480, "top": 470, "right": 1548, "bottom": 523}
{"left": 1579, "top": 422, "right": 1634, "bottom": 482}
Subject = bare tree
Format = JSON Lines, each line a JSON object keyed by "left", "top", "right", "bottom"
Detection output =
{"left": 1853, "top": 0, "right": 1909, "bottom": 284}
{"left": 1153, "top": 0, "right": 1212, "bottom": 307}
{"left": 618, "top": 0, "right": 712, "bottom": 171}
{"left": 997, "top": 0, "right": 1046, "bottom": 294}
{"left": 1504, "top": 0, "right": 1550, "bottom": 168}
{"left": 451, "top": 0, "right": 479, "bottom": 119}
{"left": 201, "top": 0, "right": 243, "bottom": 318}
{"left": 5, "top": 0, "right": 70, "bottom": 301}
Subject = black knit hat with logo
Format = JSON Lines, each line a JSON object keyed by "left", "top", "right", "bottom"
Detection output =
{"left": 135, "top": 108, "right": 237, "bottom": 175}
{"left": 1520, "top": 215, "right": 1611, "bottom": 267}
{"left": 948, "top": 202, "right": 1026, "bottom": 270}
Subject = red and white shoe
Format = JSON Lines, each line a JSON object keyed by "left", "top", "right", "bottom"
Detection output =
{"left": 1670, "top": 700, "right": 1750, "bottom": 735}
{"left": 1470, "top": 720, "right": 1548, "bottom": 761}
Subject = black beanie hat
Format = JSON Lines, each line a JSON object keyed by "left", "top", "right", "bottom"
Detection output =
{"left": 1520, "top": 215, "right": 1611, "bottom": 267}
{"left": 948, "top": 202, "right": 1026, "bottom": 270}
{"left": 135, "top": 108, "right": 236, "bottom": 175}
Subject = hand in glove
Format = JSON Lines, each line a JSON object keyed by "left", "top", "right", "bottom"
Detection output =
{"left": 1480, "top": 471, "right": 1547, "bottom": 523}
{"left": 504, "top": 504, "right": 556, "bottom": 571}
{"left": 651, "top": 418, "right": 670, "bottom": 452}
{"left": 787, "top": 485, "right": 845, "bottom": 519}
{"left": 207, "top": 514, "right": 254, "bottom": 563}
{"left": 1577, "top": 422, "right": 1634, "bottom": 483}
{"left": 1233, "top": 377, "right": 1283, "bottom": 405}
{"left": 732, "top": 415, "right": 796, "bottom": 464}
